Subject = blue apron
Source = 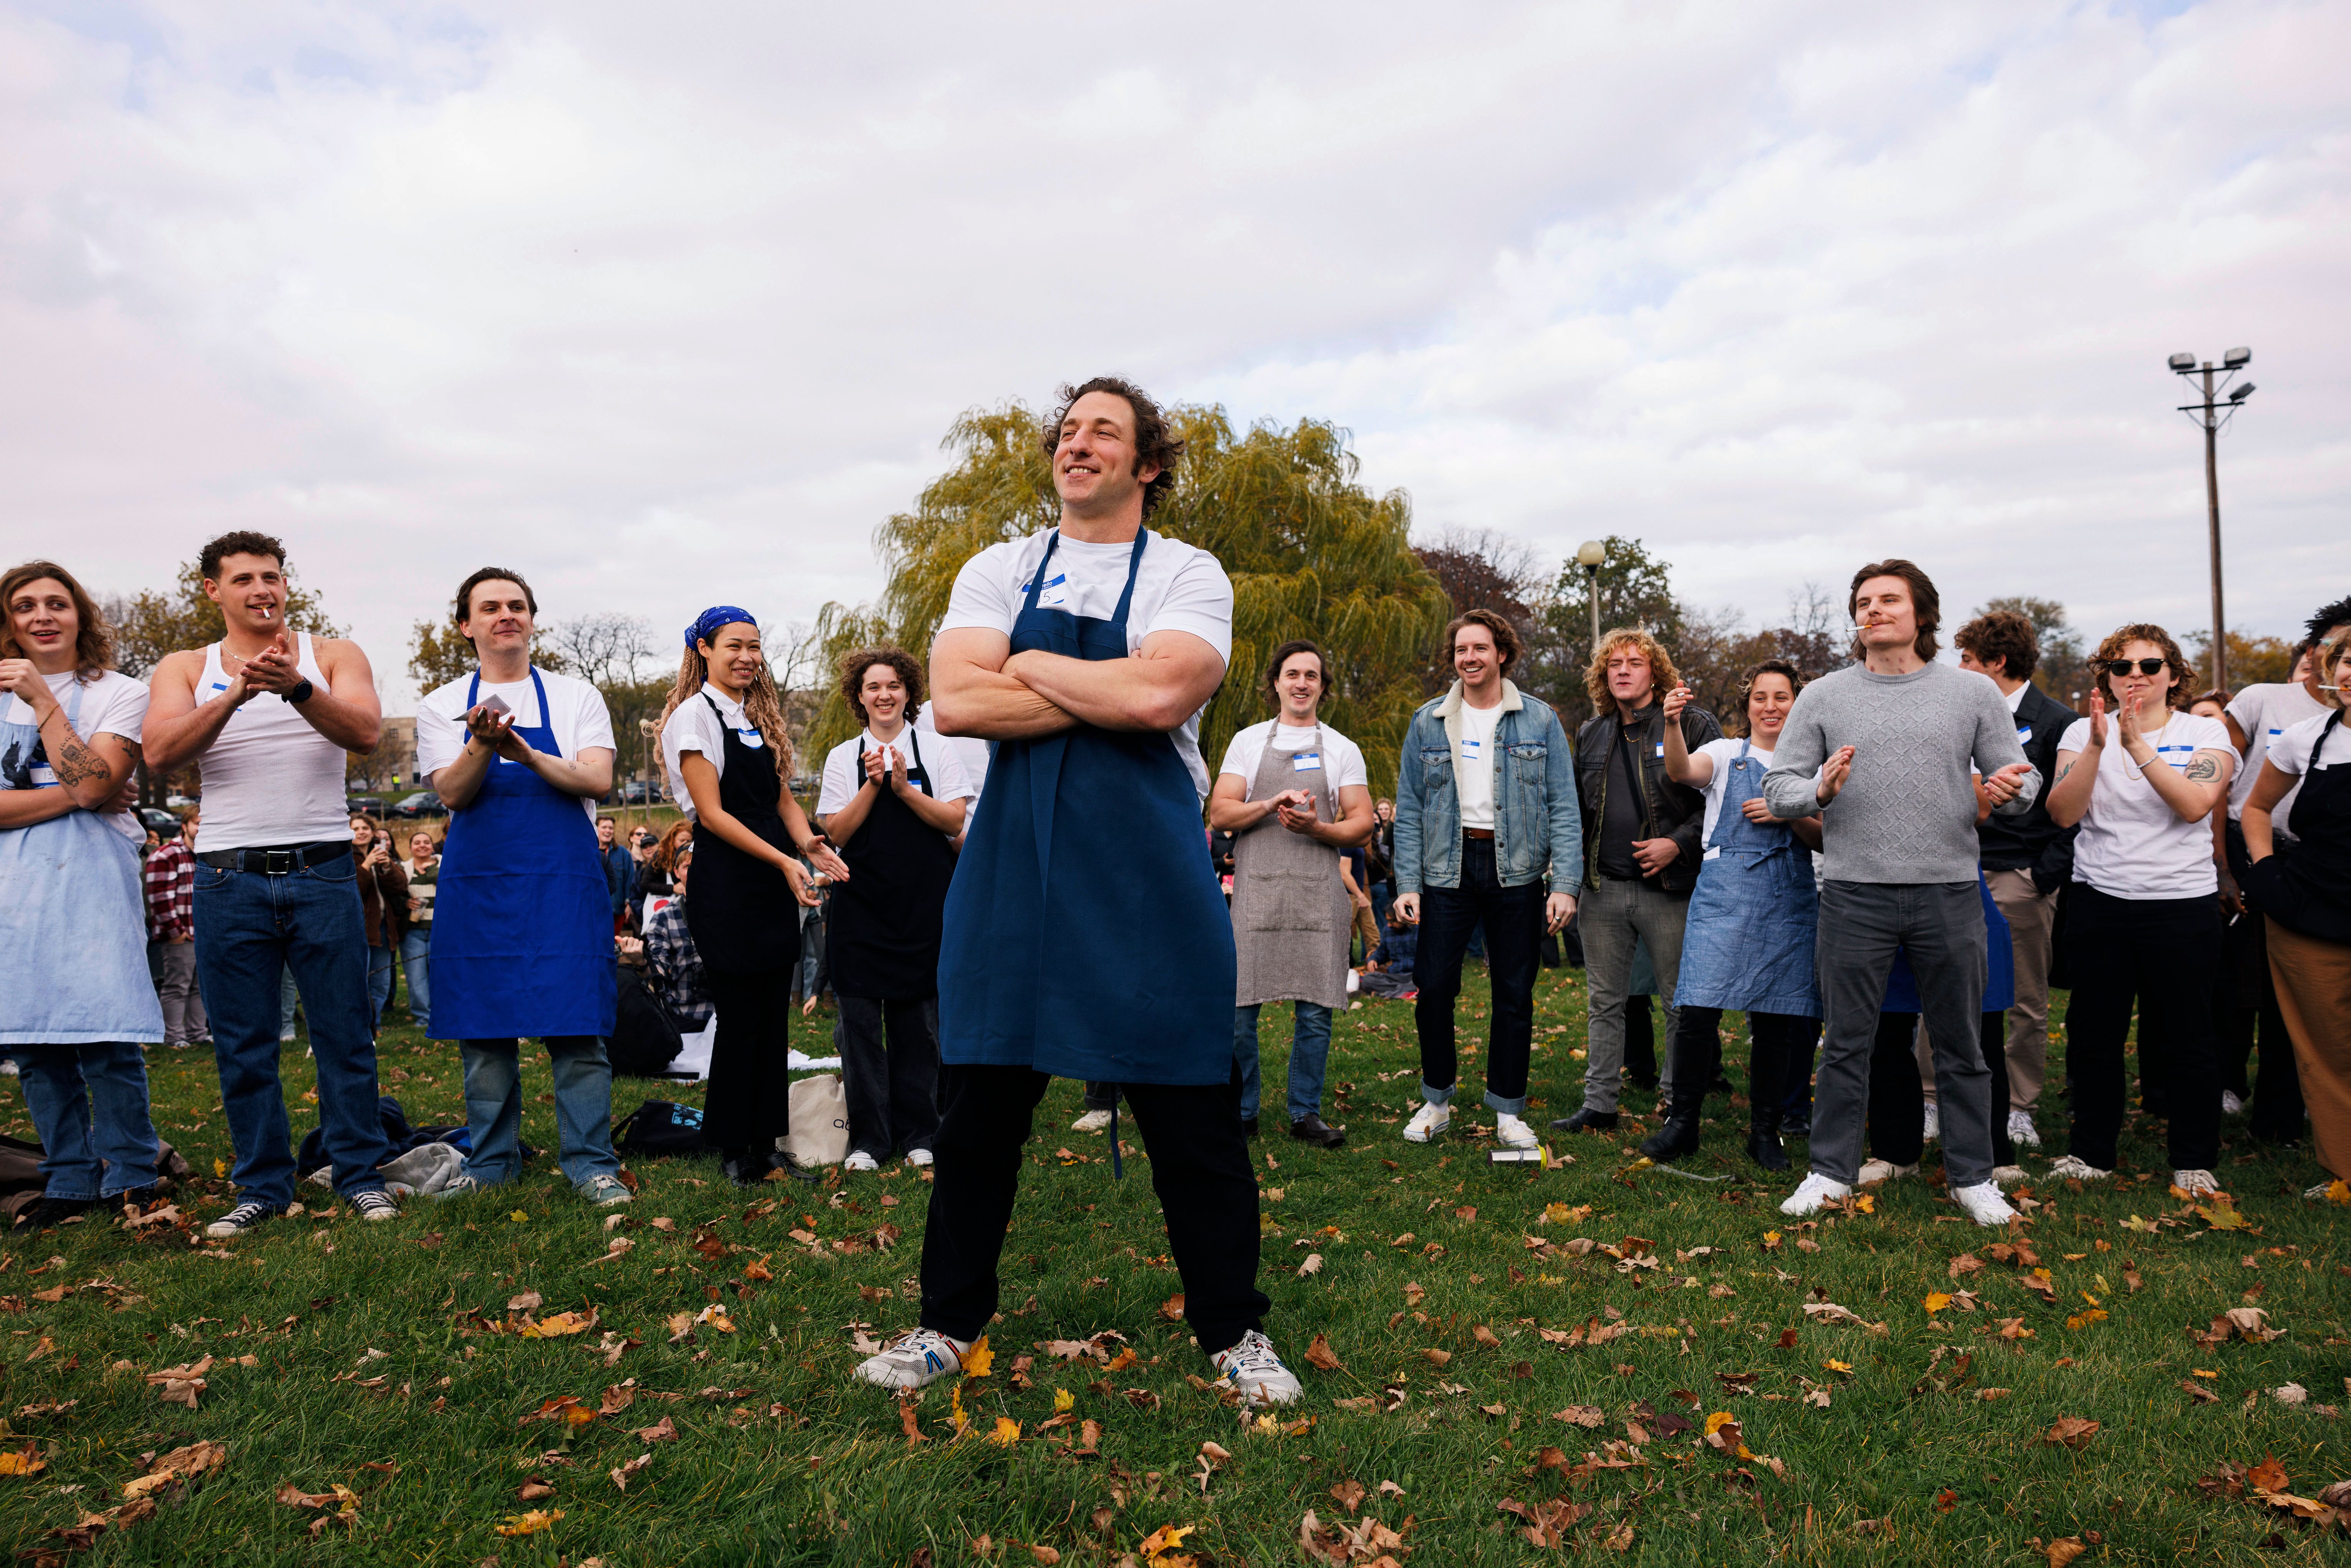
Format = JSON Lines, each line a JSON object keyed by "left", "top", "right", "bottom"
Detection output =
{"left": 1673, "top": 741, "right": 1821, "bottom": 1016}
{"left": 1882, "top": 874, "right": 2013, "bottom": 1013}
{"left": 428, "top": 669, "right": 616, "bottom": 1039}
{"left": 0, "top": 682, "right": 164, "bottom": 1045}
{"left": 935, "top": 529, "right": 1236, "bottom": 1084}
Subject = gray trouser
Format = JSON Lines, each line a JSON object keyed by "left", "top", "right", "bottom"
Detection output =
{"left": 1810, "top": 879, "right": 1994, "bottom": 1188}
{"left": 157, "top": 940, "right": 207, "bottom": 1045}
{"left": 1577, "top": 874, "right": 1688, "bottom": 1114}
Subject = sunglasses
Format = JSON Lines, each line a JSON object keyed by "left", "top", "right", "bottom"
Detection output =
{"left": 2101, "top": 658, "right": 2168, "bottom": 677}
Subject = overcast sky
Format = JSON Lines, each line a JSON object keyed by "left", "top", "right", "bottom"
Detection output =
{"left": 6, "top": 0, "right": 2345, "bottom": 710}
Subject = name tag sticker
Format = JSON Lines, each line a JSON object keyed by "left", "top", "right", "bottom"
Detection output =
{"left": 30, "top": 764, "right": 57, "bottom": 787}
{"left": 1656, "top": 742, "right": 1666, "bottom": 757}
{"left": 737, "top": 728, "right": 765, "bottom": 750}
{"left": 1036, "top": 572, "right": 1069, "bottom": 609}
{"left": 1459, "top": 737, "right": 1484, "bottom": 762}
{"left": 2017, "top": 726, "right": 2031, "bottom": 743}
{"left": 1291, "top": 751, "right": 1323, "bottom": 771}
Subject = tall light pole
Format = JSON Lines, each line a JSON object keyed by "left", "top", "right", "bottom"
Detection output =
{"left": 1575, "top": 539, "right": 1606, "bottom": 657}
{"left": 2169, "top": 347, "right": 2254, "bottom": 691}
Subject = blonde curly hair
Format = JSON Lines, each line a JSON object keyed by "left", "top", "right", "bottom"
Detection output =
{"left": 1582, "top": 628, "right": 1679, "bottom": 715}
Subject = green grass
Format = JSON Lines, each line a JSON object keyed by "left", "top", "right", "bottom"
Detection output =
{"left": 3, "top": 969, "right": 2346, "bottom": 1566}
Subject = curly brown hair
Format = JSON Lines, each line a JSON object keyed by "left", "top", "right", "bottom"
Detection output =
{"left": 649, "top": 820, "right": 695, "bottom": 876}
{"left": 1954, "top": 609, "right": 2038, "bottom": 682}
{"left": 1040, "top": 377, "right": 1185, "bottom": 519}
{"left": 1581, "top": 628, "right": 1679, "bottom": 715}
{"left": 838, "top": 644, "right": 925, "bottom": 727}
{"left": 0, "top": 561, "right": 113, "bottom": 681}
{"left": 1444, "top": 608, "right": 1522, "bottom": 677}
{"left": 2091, "top": 623, "right": 2192, "bottom": 711}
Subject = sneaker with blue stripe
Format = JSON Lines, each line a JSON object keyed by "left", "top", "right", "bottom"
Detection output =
{"left": 854, "top": 1328, "right": 970, "bottom": 1391}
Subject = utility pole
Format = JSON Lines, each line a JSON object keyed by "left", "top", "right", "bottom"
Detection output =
{"left": 2170, "top": 348, "right": 2254, "bottom": 691}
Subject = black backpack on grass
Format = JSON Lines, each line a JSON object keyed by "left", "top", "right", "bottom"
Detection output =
{"left": 613, "top": 1100, "right": 709, "bottom": 1159}
{"left": 607, "top": 965, "right": 683, "bottom": 1078}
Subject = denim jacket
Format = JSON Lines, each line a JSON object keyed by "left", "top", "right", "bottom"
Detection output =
{"left": 1392, "top": 680, "right": 1583, "bottom": 894}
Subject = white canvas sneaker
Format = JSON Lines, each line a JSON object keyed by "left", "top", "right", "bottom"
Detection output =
{"left": 1493, "top": 1113, "right": 1539, "bottom": 1151}
{"left": 854, "top": 1329, "right": 970, "bottom": 1391}
{"left": 1951, "top": 1181, "right": 2018, "bottom": 1227}
{"left": 2046, "top": 1154, "right": 2111, "bottom": 1181}
{"left": 1403, "top": 1102, "right": 1449, "bottom": 1144}
{"left": 844, "top": 1151, "right": 880, "bottom": 1173}
{"left": 1920, "top": 1103, "right": 1940, "bottom": 1144}
{"left": 2220, "top": 1091, "right": 2245, "bottom": 1116}
{"left": 2171, "top": 1168, "right": 2224, "bottom": 1199}
{"left": 1856, "top": 1159, "right": 1919, "bottom": 1186}
{"left": 1779, "top": 1172, "right": 1853, "bottom": 1217}
{"left": 2006, "top": 1110, "right": 2041, "bottom": 1149}
{"left": 1071, "top": 1109, "right": 1113, "bottom": 1134}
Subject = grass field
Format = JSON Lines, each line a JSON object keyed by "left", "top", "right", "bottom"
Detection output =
{"left": 3, "top": 965, "right": 2347, "bottom": 1566}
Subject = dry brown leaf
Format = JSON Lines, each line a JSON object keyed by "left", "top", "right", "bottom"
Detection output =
{"left": 609, "top": 1453, "right": 652, "bottom": 1490}
{"left": 1330, "top": 1479, "right": 1366, "bottom": 1515}
{"left": 2046, "top": 1537, "right": 2088, "bottom": 1568}
{"left": 2042, "top": 1417, "right": 2100, "bottom": 1450}
{"left": 1296, "top": 1253, "right": 1324, "bottom": 1280}
{"left": 1473, "top": 1325, "right": 1502, "bottom": 1349}
{"left": 507, "top": 1290, "right": 544, "bottom": 1313}
{"left": 1305, "top": 1335, "right": 1344, "bottom": 1372}
{"left": 1555, "top": 1405, "right": 1606, "bottom": 1428}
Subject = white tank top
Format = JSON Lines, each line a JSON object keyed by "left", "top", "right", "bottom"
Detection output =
{"left": 192, "top": 633, "right": 353, "bottom": 851}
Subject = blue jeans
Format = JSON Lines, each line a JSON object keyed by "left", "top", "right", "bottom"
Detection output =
{"left": 16, "top": 1042, "right": 159, "bottom": 1199}
{"left": 194, "top": 851, "right": 394, "bottom": 1206}
{"left": 1234, "top": 1002, "right": 1333, "bottom": 1124}
{"left": 457, "top": 1035, "right": 623, "bottom": 1189}
{"left": 399, "top": 927, "right": 432, "bottom": 1035}
{"left": 367, "top": 944, "right": 395, "bottom": 1030}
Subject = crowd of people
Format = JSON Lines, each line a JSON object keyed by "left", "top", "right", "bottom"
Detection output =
{"left": 2, "top": 376, "right": 2346, "bottom": 1414}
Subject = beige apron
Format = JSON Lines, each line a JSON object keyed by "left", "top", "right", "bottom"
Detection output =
{"left": 1230, "top": 723, "right": 1352, "bottom": 1010}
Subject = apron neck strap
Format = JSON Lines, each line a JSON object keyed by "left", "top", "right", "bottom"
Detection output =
{"left": 1020, "top": 531, "right": 1065, "bottom": 615}
{"left": 1110, "top": 528, "right": 1149, "bottom": 627}
{"left": 2311, "top": 711, "right": 2343, "bottom": 773}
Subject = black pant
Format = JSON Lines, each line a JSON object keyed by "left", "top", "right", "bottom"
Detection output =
{"left": 918, "top": 1064, "right": 1269, "bottom": 1356}
{"left": 1413, "top": 838, "right": 1544, "bottom": 1107}
{"left": 2060, "top": 884, "right": 2222, "bottom": 1172}
{"left": 1083, "top": 1081, "right": 1120, "bottom": 1112}
{"left": 2215, "top": 909, "right": 2307, "bottom": 1139}
{"left": 1868, "top": 1012, "right": 2012, "bottom": 1166}
{"left": 1666, "top": 1007, "right": 1807, "bottom": 1124}
{"left": 702, "top": 969, "right": 794, "bottom": 1156}
{"left": 838, "top": 994, "right": 939, "bottom": 1158}
{"left": 1624, "top": 994, "right": 1657, "bottom": 1088}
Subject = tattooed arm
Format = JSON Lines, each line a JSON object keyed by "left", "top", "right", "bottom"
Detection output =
{"left": 0, "top": 662, "right": 139, "bottom": 811}
{"left": 2141, "top": 746, "right": 2232, "bottom": 825}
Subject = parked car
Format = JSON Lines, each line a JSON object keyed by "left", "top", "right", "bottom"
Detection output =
{"left": 138, "top": 807, "right": 181, "bottom": 837}
{"left": 619, "top": 779, "right": 667, "bottom": 805}
{"left": 388, "top": 791, "right": 446, "bottom": 820}
{"left": 346, "top": 796, "right": 385, "bottom": 819}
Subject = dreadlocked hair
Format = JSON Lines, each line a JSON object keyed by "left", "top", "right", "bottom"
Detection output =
{"left": 658, "top": 635, "right": 795, "bottom": 776}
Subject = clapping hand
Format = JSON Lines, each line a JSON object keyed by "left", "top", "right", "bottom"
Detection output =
{"left": 1273, "top": 788, "right": 1320, "bottom": 834}
{"left": 805, "top": 837, "right": 851, "bottom": 884}
{"left": 1816, "top": 745, "right": 1856, "bottom": 803}
{"left": 2082, "top": 691, "right": 2109, "bottom": 750}
{"left": 861, "top": 744, "right": 907, "bottom": 792}
{"left": 1983, "top": 762, "right": 2033, "bottom": 805}
{"left": 240, "top": 626, "right": 303, "bottom": 695}
{"left": 2112, "top": 690, "right": 2146, "bottom": 753}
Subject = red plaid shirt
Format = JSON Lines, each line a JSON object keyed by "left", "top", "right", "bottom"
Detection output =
{"left": 144, "top": 838, "right": 195, "bottom": 942}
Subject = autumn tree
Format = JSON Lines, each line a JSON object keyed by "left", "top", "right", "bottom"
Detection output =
{"left": 1517, "top": 535, "right": 1688, "bottom": 718}
{"left": 1974, "top": 596, "right": 2087, "bottom": 704}
{"left": 806, "top": 401, "right": 1449, "bottom": 791}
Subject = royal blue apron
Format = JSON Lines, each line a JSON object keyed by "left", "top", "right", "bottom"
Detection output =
{"left": 1882, "top": 873, "right": 2013, "bottom": 1013}
{"left": 1674, "top": 740, "right": 1821, "bottom": 1016}
{"left": 935, "top": 529, "right": 1235, "bottom": 1084}
{"left": 428, "top": 669, "right": 617, "bottom": 1039}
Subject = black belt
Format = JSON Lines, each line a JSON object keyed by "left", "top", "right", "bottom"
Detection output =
{"left": 197, "top": 841, "right": 351, "bottom": 875}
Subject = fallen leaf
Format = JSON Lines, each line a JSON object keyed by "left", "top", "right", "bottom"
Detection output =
{"left": 2047, "top": 1537, "right": 2088, "bottom": 1568}
{"left": 508, "top": 1290, "right": 544, "bottom": 1313}
{"left": 1157, "top": 1295, "right": 1187, "bottom": 1323}
{"left": 2042, "top": 1417, "right": 2100, "bottom": 1450}
{"left": 519, "top": 1308, "right": 600, "bottom": 1339}
{"left": 1297, "top": 1253, "right": 1324, "bottom": 1280}
{"left": 0, "top": 1442, "right": 47, "bottom": 1477}
{"left": 494, "top": 1508, "right": 563, "bottom": 1536}
{"left": 1924, "top": 1293, "right": 1953, "bottom": 1314}
{"left": 609, "top": 1453, "right": 652, "bottom": 1490}
{"left": 992, "top": 1417, "right": 1022, "bottom": 1447}
{"left": 632, "top": 1415, "right": 679, "bottom": 1443}
{"left": 1554, "top": 1405, "right": 1605, "bottom": 1428}
{"left": 1305, "top": 1335, "right": 1344, "bottom": 1373}
{"left": 1330, "top": 1479, "right": 1366, "bottom": 1514}
{"left": 962, "top": 1337, "right": 995, "bottom": 1378}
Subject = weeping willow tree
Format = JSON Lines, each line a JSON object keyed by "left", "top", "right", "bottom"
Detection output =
{"left": 805, "top": 401, "right": 1450, "bottom": 794}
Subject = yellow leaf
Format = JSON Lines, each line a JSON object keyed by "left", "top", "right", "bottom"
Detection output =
{"left": 212, "top": 1158, "right": 228, "bottom": 1179}
{"left": 949, "top": 1382, "right": 969, "bottom": 1436}
{"left": 493, "top": 1508, "right": 563, "bottom": 1536}
{"left": 2066, "top": 1309, "right": 2109, "bottom": 1331}
{"left": 1853, "top": 1194, "right": 1875, "bottom": 1214}
{"left": 1824, "top": 1359, "right": 1854, "bottom": 1373}
{"left": 1704, "top": 1412, "right": 1737, "bottom": 1435}
{"left": 991, "top": 1417, "right": 1021, "bottom": 1447}
{"left": 1923, "top": 1293, "right": 1953, "bottom": 1314}
{"left": 509, "top": 1210, "right": 530, "bottom": 1224}
{"left": 0, "top": 1443, "right": 48, "bottom": 1477}
{"left": 1053, "top": 1388, "right": 1075, "bottom": 1414}
{"left": 2326, "top": 1180, "right": 2351, "bottom": 1207}
{"left": 519, "top": 1309, "right": 600, "bottom": 1339}
{"left": 2196, "top": 1204, "right": 2248, "bottom": 1231}
{"left": 960, "top": 1336, "right": 994, "bottom": 1379}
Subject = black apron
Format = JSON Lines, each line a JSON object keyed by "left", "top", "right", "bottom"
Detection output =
{"left": 2244, "top": 712, "right": 2351, "bottom": 945}
{"left": 684, "top": 695, "right": 802, "bottom": 976}
{"left": 826, "top": 730, "right": 957, "bottom": 1000}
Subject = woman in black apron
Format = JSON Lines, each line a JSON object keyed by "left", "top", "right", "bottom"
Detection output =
{"left": 817, "top": 648, "right": 967, "bottom": 1170}
{"left": 657, "top": 607, "right": 849, "bottom": 1184}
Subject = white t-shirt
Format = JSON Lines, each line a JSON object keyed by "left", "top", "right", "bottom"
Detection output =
{"left": 2227, "top": 682, "right": 2331, "bottom": 822}
{"left": 1455, "top": 700, "right": 1504, "bottom": 831}
{"left": 416, "top": 668, "right": 617, "bottom": 825}
{"left": 2263, "top": 712, "right": 2350, "bottom": 840}
{"left": 937, "top": 528, "right": 1233, "bottom": 798}
{"left": 660, "top": 682, "right": 778, "bottom": 823}
{"left": 1217, "top": 719, "right": 1369, "bottom": 798}
{"left": 815, "top": 727, "right": 976, "bottom": 818}
{"left": 3, "top": 670, "right": 148, "bottom": 844}
{"left": 1691, "top": 738, "right": 1821, "bottom": 854}
{"left": 2057, "top": 711, "right": 2234, "bottom": 899}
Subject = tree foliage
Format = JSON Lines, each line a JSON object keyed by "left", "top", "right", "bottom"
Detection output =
{"left": 1976, "top": 596, "right": 2088, "bottom": 704}
{"left": 1517, "top": 535, "right": 1689, "bottom": 718}
{"left": 2185, "top": 628, "right": 2298, "bottom": 693}
{"left": 807, "top": 402, "right": 1450, "bottom": 790}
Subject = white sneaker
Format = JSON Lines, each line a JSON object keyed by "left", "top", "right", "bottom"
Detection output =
{"left": 1952, "top": 1181, "right": 2018, "bottom": 1227}
{"left": 1210, "top": 1328, "right": 1302, "bottom": 1408}
{"left": 1856, "top": 1159, "right": 1919, "bottom": 1186}
{"left": 2046, "top": 1154, "right": 2111, "bottom": 1181}
{"left": 1990, "top": 1165, "right": 2028, "bottom": 1187}
{"left": 1403, "top": 1102, "right": 1449, "bottom": 1144}
{"left": 1921, "top": 1103, "right": 1940, "bottom": 1144}
{"left": 844, "top": 1151, "right": 880, "bottom": 1173}
{"left": 2006, "top": 1110, "right": 2041, "bottom": 1149}
{"left": 904, "top": 1148, "right": 934, "bottom": 1169}
{"left": 2306, "top": 1181, "right": 2343, "bottom": 1201}
{"left": 854, "top": 1328, "right": 969, "bottom": 1391}
{"left": 2221, "top": 1091, "right": 2246, "bottom": 1116}
{"left": 1494, "top": 1113, "right": 1539, "bottom": 1151}
{"left": 1071, "top": 1109, "right": 1113, "bottom": 1134}
{"left": 1779, "top": 1172, "right": 1852, "bottom": 1217}
{"left": 2172, "top": 1168, "right": 2224, "bottom": 1199}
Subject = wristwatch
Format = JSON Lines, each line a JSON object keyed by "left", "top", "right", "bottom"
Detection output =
{"left": 286, "top": 678, "right": 315, "bottom": 705}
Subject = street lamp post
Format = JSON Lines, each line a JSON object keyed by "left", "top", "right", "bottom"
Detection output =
{"left": 1575, "top": 540, "right": 1607, "bottom": 659}
{"left": 2169, "top": 347, "right": 2254, "bottom": 691}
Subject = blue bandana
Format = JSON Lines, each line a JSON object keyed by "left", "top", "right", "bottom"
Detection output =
{"left": 685, "top": 606, "right": 757, "bottom": 650}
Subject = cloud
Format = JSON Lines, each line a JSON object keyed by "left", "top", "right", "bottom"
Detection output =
{"left": 2, "top": 0, "right": 2344, "bottom": 709}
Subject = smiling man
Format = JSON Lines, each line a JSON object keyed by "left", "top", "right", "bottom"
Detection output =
{"left": 854, "top": 377, "right": 1303, "bottom": 1409}
{"left": 1763, "top": 559, "right": 2040, "bottom": 1226}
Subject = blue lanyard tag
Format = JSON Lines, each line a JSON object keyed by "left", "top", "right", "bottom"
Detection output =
{"left": 1655, "top": 741, "right": 1666, "bottom": 757}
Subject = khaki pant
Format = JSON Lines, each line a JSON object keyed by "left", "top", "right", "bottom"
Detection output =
{"left": 1918, "top": 869, "right": 2058, "bottom": 1110}
{"left": 2269, "top": 919, "right": 2351, "bottom": 1181}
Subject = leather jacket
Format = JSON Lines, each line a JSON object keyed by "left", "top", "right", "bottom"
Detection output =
{"left": 1573, "top": 700, "right": 1723, "bottom": 896}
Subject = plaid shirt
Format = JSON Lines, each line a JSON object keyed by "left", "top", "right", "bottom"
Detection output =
{"left": 643, "top": 898, "right": 711, "bottom": 1031}
{"left": 144, "top": 838, "right": 195, "bottom": 942}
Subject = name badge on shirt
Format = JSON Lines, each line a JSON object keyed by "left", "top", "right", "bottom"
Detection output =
{"left": 1291, "top": 751, "right": 1323, "bottom": 772}
{"left": 1655, "top": 742, "right": 1666, "bottom": 758}
{"left": 1459, "top": 737, "right": 1484, "bottom": 763}
{"left": 2017, "top": 725, "right": 2031, "bottom": 743}
{"left": 29, "top": 763, "right": 57, "bottom": 787}
{"left": 1032, "top": 572, "right": 1070, "bottom": 609}
{"left": 737, "top": 727, "right": 765, "bottom": 750}
{"left": 2154, "top": 743, "right": 2195, "bottom": 770}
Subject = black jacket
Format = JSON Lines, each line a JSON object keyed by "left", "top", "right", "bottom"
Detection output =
{"left": 1573, "top": 701, "right": 1724, "bottom": 896}
{"left": 1977, "top": 681, "right": 2078, "bottom": 886}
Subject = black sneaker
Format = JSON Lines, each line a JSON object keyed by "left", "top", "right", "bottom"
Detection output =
{"left": 350, "top": 1189, "right": 400, "bottom": 1222}
{"left": 204, "top": 1200, "right": 281, "bottom": 1239}
{"left": 117, "top": 1186, "right": 160, "bottom": 1215}
{"left": 721, "top": 1149, "right": 775, "bottom": 1188}
{"left": 1547, "top": 1108, "right": 1619, "bottom": 1134}
{"left": 13, "top": 1196, "right": 94, "bottom": 1232}
{"left": 1240, "top": 1116, "right": 1260, "bottom": 1139}
{"left": 1289, "top": 1114, "right": 1345, "bottom": 1149}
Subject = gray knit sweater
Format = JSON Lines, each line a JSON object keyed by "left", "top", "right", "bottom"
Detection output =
{"left": 1763, "top": 661, "right": 2039, "bottom": 884}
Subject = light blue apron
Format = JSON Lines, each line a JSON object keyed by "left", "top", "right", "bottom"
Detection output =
{"left": 1673, "top": 741, "right": 1820, "bottom": 1016}
{"left": 935, "top": 530, "right": 1235, "bottom": 1084}
{"left": 428, "top": 669, "right": 617, "bottom": 1039}
{"left": 0, "top": 682, "right": 164, "bottom": 1044}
